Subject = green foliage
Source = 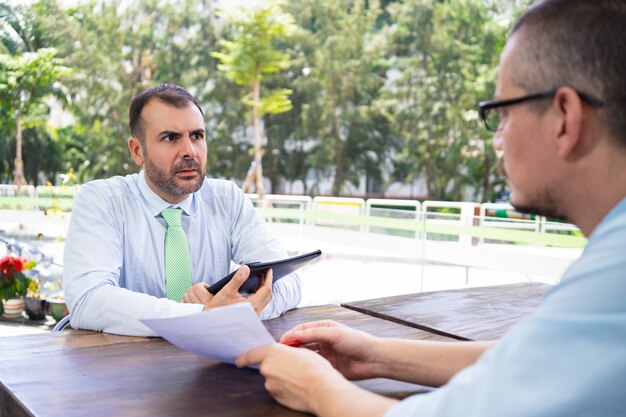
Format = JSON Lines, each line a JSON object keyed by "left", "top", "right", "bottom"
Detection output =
{"left": 212, "top": 2, "right": 295, "bottom": 84}
{"left": 280, "top": 0, "right": 393, "bottom": 196}
{"left": 0, "top": 45, "right": 70, "bottom": 184}
{"left": 211, "top": 1, "right": 297, "bottom": 194}
{"left": 0, "top": 256, "right": 35, "bottom": 300}
{"left": 0, "top": 49, "right": 68, "bottom": 114}
{"left": 381, "top": 0, "right": 507, "bottom": 201}
{"left": 211, "top": 1, "right": 296, "bottom": 119}
{"left": 0, "top": 0, "right": 532, "bottom": 202}
{"left": 22, "top": 0, "right": 224, "bottom": 181}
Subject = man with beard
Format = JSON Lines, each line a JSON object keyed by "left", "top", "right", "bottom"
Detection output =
{"left": 236, "top": 1, "right": 626, "bottom": 416}
{"left": 63, "top": 84, "right": 301, "bottom": 336}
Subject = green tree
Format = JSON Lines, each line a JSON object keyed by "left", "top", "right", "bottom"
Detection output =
{"left": 1, "top": 2, "right": 67, "bottom": 184}
{"left": 0, "top": 48, "right": 69, "bottom": 185}
{"left": 211, "top": 1, "right": 295, "bottom": 197}
{"left": 283, "top": 0, "right": 392, "bottom": 196}
{"left": 38, "top": 0, "right": 221, "bottom": 182}
{"left": 0, "top": 0, "right": 532, "bottom": 201}
{"left": 382, "top": 0, "right": 507, "bottom": 201}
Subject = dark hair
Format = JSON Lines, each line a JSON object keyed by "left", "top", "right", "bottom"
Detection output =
{"left": 129, "top": 84, "right": 204, "bottom": 140}
{"left": 510, "top": 0, "right": 626, "bottom": 145}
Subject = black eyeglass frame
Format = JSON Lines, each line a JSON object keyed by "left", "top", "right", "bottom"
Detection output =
{"left": 478, "top": 89, "right": 604, "bottom": 132}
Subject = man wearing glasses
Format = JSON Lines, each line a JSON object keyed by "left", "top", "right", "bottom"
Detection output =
{"left": 236, "top": 1, "right": 626, "bottom": 416}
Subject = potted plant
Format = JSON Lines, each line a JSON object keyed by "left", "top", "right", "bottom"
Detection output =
{"left": 0, "top": 255, "right": 35, "bottom": 319}
{"left": 47, "top": 291, "right": 68, "bottom": 323}
{"left": 38, "top": 276, "right": 67, "bottom": 322}
{"left": 25, "top": 279, "right": 47, "bottom": 321}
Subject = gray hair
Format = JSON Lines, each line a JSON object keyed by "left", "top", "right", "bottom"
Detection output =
{"left": 510, "top": 0, "right": 626, "bottom": 145}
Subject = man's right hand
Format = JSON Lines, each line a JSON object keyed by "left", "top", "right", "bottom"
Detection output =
{"left": 279, "top": 320, "right": 380, "bottom": 380}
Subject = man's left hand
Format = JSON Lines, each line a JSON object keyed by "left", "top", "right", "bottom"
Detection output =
{"left": 182, "top": 265, "right": 273, "bottom": 315}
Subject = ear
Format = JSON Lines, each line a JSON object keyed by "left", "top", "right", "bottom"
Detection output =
{"left": 128, "top": 136, "right": 144, "bottom": 166}
{"left": 553, "top": 87, "right": 584, "bottom": 161}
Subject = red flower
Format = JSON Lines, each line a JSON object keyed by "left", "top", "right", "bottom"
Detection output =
{"left": 0, "top": 256, "right": 27, "bottom": 279}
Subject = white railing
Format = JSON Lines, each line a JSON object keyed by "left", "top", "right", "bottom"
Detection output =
{"left": 1, "top": 193, "right": 584, "bottom": 293}
{"left": 312, "top": 196, "right": 366, "bottom": 231}
{"left": 365, "top": 199, "right": 421, "bottom": 237}
{"left": 422, "top": 201, "right": 478, "bottom": 245}
{"left": 246, "top": 194, "right": 313, "bottom": 242}
{"left": 0, "top": 184, "right": 35, "bottom": 197}
{"left": 0, "top": 191, "right": 582, "bottom": 247}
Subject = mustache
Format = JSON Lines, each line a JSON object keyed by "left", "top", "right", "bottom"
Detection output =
{"left": 171, "top": 159, "right": 201, "bottom": 173}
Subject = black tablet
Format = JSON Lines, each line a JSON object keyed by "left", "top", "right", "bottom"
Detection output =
{"left": 207, "top": 249, "right": 322, "bottom": 295}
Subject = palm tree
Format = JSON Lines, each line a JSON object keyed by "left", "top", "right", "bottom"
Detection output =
{"left": 0, "top": 3, "right": 68, "bottom": 185}
{"left": 1, "top": 3, "right": 36, "bottom": 185}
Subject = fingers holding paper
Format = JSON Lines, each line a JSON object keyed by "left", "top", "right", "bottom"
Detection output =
{"left": 236, "top": 343, "right": 344, "bottom": 414}
{"left": 279, "top": 320, "right": 380, "bottom": 380}
{"left": 236, "top": 342, "right": 398, "bottom": 417}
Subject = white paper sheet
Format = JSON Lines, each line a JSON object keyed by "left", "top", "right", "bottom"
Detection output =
{"left": 140, "top": 302, "right": 276, "bottom": 364}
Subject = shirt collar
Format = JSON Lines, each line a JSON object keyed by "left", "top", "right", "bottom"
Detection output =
{"left": 138, "top": 170, "right": 198, "bottom": 218}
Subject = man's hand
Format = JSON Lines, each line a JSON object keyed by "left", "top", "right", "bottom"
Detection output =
{"left": 236, "top": 342, "right": 398, "bottom": 417}
{"left": 182, "top": 265, "right": 273, "bottom": 315}
{"left": 236, "top": 343, "right": 345, "bottom": 414}
{"left": 246, "top": 268, "right": 273, "bottom": 315}
{"left": 279, "top": 320, "right": 380, "bottom": 380}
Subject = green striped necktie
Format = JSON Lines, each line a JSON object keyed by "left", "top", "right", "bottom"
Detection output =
{"left": 162, "top": 207, "right": 192, "bottom": 302}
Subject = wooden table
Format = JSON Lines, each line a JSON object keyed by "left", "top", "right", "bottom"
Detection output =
{"left": 0, "top": 305, "right": 453, "bottom": 417}
{"left": 342, "top": 282, "right": 550, "bottom": 341}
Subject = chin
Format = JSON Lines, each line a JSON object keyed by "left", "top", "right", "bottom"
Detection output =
{"left": 510, "top": 194, "right": 568, "bottom": 222}
{"left": 176, "top": 177, "right": 204, "bottom": 194}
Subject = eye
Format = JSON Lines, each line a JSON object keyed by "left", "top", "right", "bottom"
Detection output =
{"left": 192, "top": 131, "right": 205, "bottom": 140}
{"left": 162, "top": 134, "right": 175, "bottom": 142}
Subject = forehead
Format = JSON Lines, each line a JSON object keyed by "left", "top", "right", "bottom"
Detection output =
{"left": 495, "top": 34, "right": 524, "bottom": 97}
{"left": 141, "top": 99, "right": 204, "bottom": 134}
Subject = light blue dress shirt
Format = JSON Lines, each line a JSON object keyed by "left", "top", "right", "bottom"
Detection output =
{"left": 63, "top": 172, "right": 302, "bottom": 336}
{"left": 386, "top": 197, "right": 626, "bottom": 417}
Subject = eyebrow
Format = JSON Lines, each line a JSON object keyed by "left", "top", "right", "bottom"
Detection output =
{"left": 158, "top": 130, "right": 181, "bottom": 137}
{"left": 157, "top": 128, "right": 205, "bottom": 137}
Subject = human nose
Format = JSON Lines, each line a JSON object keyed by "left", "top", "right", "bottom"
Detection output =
{"left": 180, "top": 135, "right": 197, "bottom": 159}
{"left": 492, "top": 131, "right": 504, "bottom": 151}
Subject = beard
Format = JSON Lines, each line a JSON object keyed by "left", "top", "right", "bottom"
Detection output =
{"left": 143, "top": 156, "right": 205, "bottom": 198}
{"left": 497, "top": 157, "right": 569, "bottom": 222}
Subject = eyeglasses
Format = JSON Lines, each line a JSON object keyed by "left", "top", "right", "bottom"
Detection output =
{"left": 478, "top": 89, "right": 604, "bottom": 132}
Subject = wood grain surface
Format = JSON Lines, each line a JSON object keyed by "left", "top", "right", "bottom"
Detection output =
{"left": 0, "top": 305, "right": 454, "bottom": 417}
{"left": 342, "top": 282, "right": 550, "bottom": 341}
{"left": 265, "top": 304, "right": 452, "bottom": 341}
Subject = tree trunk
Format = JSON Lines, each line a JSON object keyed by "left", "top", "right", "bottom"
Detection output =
{"left": 242, "top": 77, "right": 266, "bottom": 198}
{"left": 266, "top": 118, "right": 277, "bottom": 194}
{"left": 331, "top": 115, "right": 343, "bottom": 196}
{"left": 253, "top": 107, "right": 265, "bottom": 198}
{"left": 299, "top": 145, "right": 307, "bottom": 195}
{"left": 12, "top": 108, "right": 27, "bottom": 186}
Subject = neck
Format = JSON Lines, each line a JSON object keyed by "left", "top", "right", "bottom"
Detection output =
{"left": 563, "top": 144, "right": 626, "bottom": 237}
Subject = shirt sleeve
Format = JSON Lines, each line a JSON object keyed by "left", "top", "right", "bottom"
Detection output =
{"left": 225, "top": 183, "right": 302, "bottom": 318}
{"left": 63, "top": 182, "right": 203, "bottom": 336}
